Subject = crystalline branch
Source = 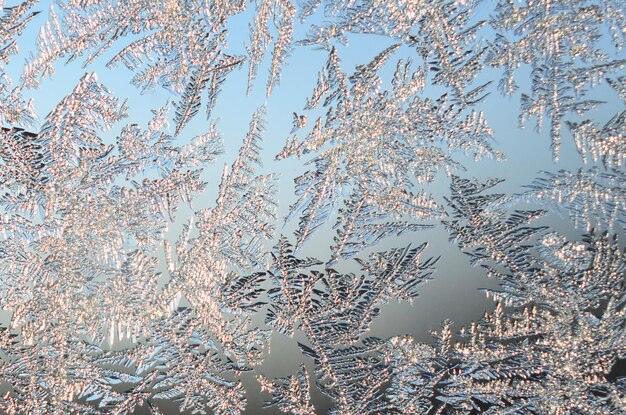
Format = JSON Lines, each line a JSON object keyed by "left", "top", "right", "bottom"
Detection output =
{"left": 0, "top": 0, "right": 624, "bottom": 414}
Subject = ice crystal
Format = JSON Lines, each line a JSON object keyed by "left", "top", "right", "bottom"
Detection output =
{"left": 246, "top": 0, "right": 296, "bottom": 96}
{"left": 301, "top": 0, "right": 488, "bottom": 99}
{"left": 376, "top": 176, "right": 626, "bottom": 414}
{"left": 279, "top": 45, "right": 496, "bottom": 259}
{"left": 398, "top": 175, "right": 626, "bottom": 415}
{"left": 259, "top": 237, "right": 436, "bottom": 341}
{"left": 257, "top": 365, "right": 314, "bottom": 415}
{"left": 0, "top": 1, "right": 37, "bottom": 126}
{"left": 515, "top": 168, "right": 626, "bottom": 232}
{"left": 0, "top": 74, "right": 276, "bottom": 413}
{"left": 256, "top": 237, "right": 436, "bottom": 413}
{"left": 487, "top": 0, "right": 626, "bottom": 160}
{"left": 568, "top": 76, "right": 626, "bottom": 169}
{"left": 0, "top": 0, "right": 625, "bottom": 414}
{"left": 23, "top": 0, "right": 301, "bottom": 132}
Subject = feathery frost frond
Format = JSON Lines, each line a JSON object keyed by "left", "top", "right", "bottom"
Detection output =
{"left": 514, "top": 168, "right": 626, "bottom": 232}
{"left": 257, "top": 237, "right": 436, "bottom": 413}
{"left": 0, "top": 73, "right": 275, "bottom": 414}
{"left": 487, "top": 0, "right": 626, "bottom": 160}
{"left": 0, "top": 0, "right": 38, "bottom": 126}
{"left": 23, "top": 0, "right": 298, "bottom": 132}
{"left": 280, "top": 46, "right": 496, "bottom": 256}
{"left": 1, "top": 1, "right": 625, "bottom": 414}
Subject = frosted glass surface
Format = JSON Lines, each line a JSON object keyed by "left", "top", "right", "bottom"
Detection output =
{"left": 0, "top": 1, "right": 624, "bottom": 414}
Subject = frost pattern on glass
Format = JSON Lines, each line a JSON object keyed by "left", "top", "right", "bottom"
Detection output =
{"left": 254, "top": 238, "right": 437, "bottom": 413}
{"left": 0, "top": 74, "right": 275, "bottom": 414}
{"left": 407, "top": 176, "right": 626, "bottom": 414}
{"left": 515, "top": 168, "right": 626, "bottom": 232}
{"left": 0, "top": 1, "right": 37, "bottom": 126}
{"left": 0, "top": 0, "right": 624, "bottom": 414}
{"left": 488, "top": 0, "right": 626, "bottom": 161}
{"left": 279, "top": 45, "right": 496, "bottom": 260}
{"left": 23, "top": 0, "right": 300, "bottom": 133}
{"left": 299, "top": 0, "right": 488, "bottom": 99}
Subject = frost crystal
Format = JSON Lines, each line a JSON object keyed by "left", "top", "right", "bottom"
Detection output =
{"left": 0, "top": 75, "right": 275, "bottom": 413}
{"left": 0, "top": 0, "right": 625, "bottom": 414}
{"left": 516, "top": 168, "right": 626, "bottom": 232}
{"left": 280, "top": 45, "right": 495, "bottom": 259}
{"left": 23, "top": 0, "right": 300, "bottom": 133}
{"left": 488, "top": 0, "right": 626, "bottom": 160}
{"left": 0, "top": 1, "right": 37, "bottom": 126}
{"left": 258, "top": 365, "right": 314, "bottom": 414}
